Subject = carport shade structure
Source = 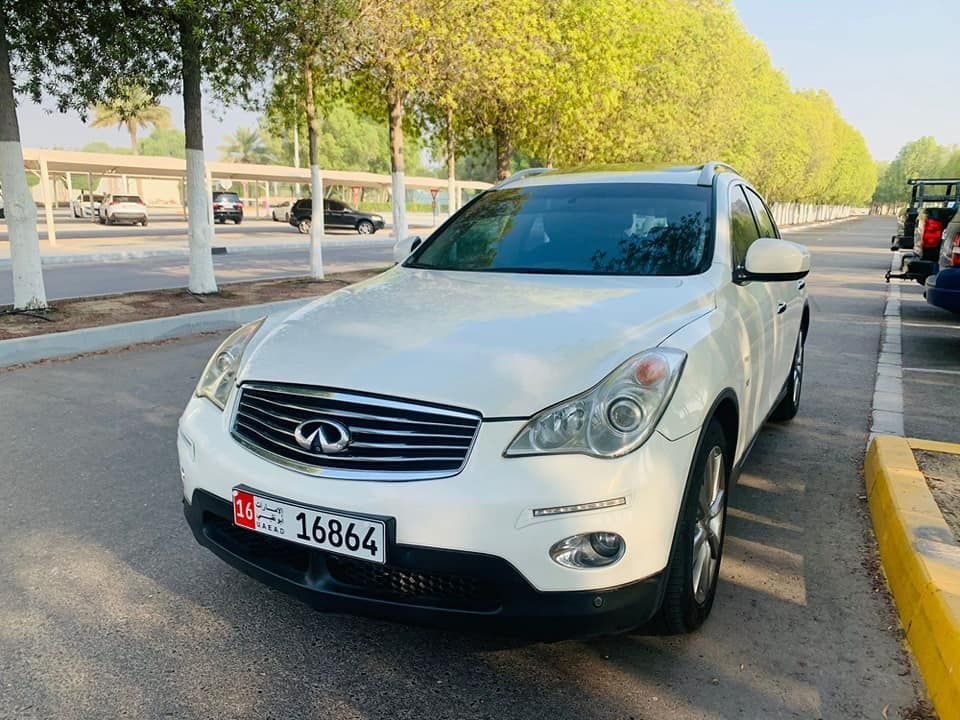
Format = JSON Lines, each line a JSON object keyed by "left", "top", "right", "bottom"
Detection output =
{"left": 21, "top": 148, "right": 491, "bottom": 243}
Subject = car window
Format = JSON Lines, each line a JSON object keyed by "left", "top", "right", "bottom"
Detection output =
{"left": 409, "top": 183, "right": 712, "bottom": 276}
{"left": 326, "top": 200, "right": 344, "bottom": 211}
{"left": 294, "top": 199, "right": 310, "bottom": 210}
{"left": 213, "top": 192, "right": 240, "bottom": 202}
{"left": 112, "top": 195, "right": 142, "bottom": 203}
{"left": 730, "top": 186, "right": 760, "bottom": 268}
{"left": 743, "top": 187, "right": 778, "bottom": 239}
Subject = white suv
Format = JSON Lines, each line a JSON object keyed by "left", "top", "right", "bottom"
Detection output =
{"left": 178, "top": 163, "right": 810, "bottom": 636}
{"left": 97, "top": 193, "right": 148, "bottom": 226}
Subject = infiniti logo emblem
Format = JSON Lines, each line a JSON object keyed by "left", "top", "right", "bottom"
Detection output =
{"left": 293, "top": 418, "right": 352, "bottom": 454}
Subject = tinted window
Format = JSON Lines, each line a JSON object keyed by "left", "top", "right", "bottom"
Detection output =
{"left": 294, "top": 199, "right": 311, "bottom": 210}
{"left": 112, "top": 195, "right": 142, "bottom": 203}
{"left": 213, "top": 192, "right": 240, "bottom": 202}
{"left": 730, "top": 186, "right": 760, "bottom": 268}
{"left": 325, "top": 199, "right": 345, "bottom": 211}
{"left": 744, "top": 187, "right": 777, "bottom": 239}
{"left": 409, "top": 183, "right": 711, "bottom": 276}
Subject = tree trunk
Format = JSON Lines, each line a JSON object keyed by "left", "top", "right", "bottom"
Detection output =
{"left": 303, "top": 62, "right": 324, "bottom": 280}
{"left": 494, "top": 125, "right": 511, "bottom": 180}
{"left": 179, "top": 14, "right": 217, "bottom": 294}
{"left": 446, "top": 106, "right": 456, "bottom": 216}
{"left": 387, "top": 88, "right": 408, "bottom": 241}
{"left": 128, "top": 120, "right": 139, "bottom": 155}
{"left": 0, "top": 10, "right": 47, "bottom": 310}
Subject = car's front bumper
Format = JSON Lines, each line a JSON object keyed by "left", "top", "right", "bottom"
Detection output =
{"left": 178, "top": 393, "right": 698, "bottom": 631}
{"left": 184, "top": 488, "right": 665, "bottom": 637}
{"left": 926, "top": 269, "right": 960, "bottom": 313}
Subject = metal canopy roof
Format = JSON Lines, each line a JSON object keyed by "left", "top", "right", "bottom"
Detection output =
{"left": 21, "top": 148, "right": 492, "bottom": 191}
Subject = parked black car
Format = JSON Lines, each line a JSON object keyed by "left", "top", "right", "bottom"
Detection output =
{"left": 289, "top": 198, "right": 386, "bottom": 235}
{"left": 212, "top": 191, "right": 243, "bottom": 224}
{"left": 887, "top": 178, "right": 959, "bottom": 283}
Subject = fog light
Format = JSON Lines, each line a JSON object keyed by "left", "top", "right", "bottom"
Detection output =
{"left": 550, "top": 532, "right": 625, "bottom": 569}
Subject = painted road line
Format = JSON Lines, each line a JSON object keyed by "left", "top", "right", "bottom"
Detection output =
{"left": 865, "top": 436, "right": 960, "bottom": 719}
{"left": 904, "top": 367, "right": 960, "bottom": 376}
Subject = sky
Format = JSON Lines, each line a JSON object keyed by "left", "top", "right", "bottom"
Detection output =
{"left": 14, "top": 1, "right": 960, "bottom": 162}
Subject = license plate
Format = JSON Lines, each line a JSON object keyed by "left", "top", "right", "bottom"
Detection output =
{"left": 232, "top": 488, "right": 386, "bottom": 564}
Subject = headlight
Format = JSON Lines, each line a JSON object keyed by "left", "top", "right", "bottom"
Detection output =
{"left": 194, "top": 318, "right": 265, "bottom": 409}
{"left": 504, "top": 348, "right": 686, "bottom": 458}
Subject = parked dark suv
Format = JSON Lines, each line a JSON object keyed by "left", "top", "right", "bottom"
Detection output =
{"left": 212, "top": 192, "right": 243, "bottom": 224}
{"left": 289, "top": 198, "right": 385, "bottom": 235}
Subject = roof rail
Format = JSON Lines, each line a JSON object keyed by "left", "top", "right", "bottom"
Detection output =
{"left": 907, "top": 177, "right": 960, "bottom": 185}
{"left": 494, "top": 167, "right": 551, "bottom": 189}
{"left": 697, "top": 161, "right": 739, "bottom": 187}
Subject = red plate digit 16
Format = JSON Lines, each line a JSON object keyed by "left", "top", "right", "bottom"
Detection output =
{"left": 233, "top": 490, "right": 256, "bottom": 529}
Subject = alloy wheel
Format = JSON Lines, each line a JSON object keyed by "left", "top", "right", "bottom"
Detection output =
{"left": 692, "top": 445, "right": 726, "bottom": 604}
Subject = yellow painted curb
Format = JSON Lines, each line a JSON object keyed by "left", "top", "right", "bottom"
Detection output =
{"left": 865, "top": 436, "right": 960, "bottom": 719}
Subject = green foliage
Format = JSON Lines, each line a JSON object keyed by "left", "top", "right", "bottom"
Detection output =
{"left": 89, "top": 83, "right": 172, "bottom": 153}
{"left": 218, "top": 127, "right": 273, "bottom": 164}
{"left": 138, "top": 128, "right": 186, "bottom": 158}
{"left": 873, "top": 137, "right": 960, "bottom": 204}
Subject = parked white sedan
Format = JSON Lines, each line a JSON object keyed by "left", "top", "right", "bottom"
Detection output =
{"left": 178, "top": 163, "right": 810, "bottom": 636}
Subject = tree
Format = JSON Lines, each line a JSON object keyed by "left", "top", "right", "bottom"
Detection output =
{"left": 139, "top": 127, "right": 186, "bottom": 158}
{"left": 218, "top": 127, "right": 274, "bottom": 164}
{"left": 89, "top": 84, "right": 172, "bottom": 155}
{"left": 98, "top": 0, "right": 278, "bottom": 294}
{"left": 1, "top": 1, "right": 143, "bottom": 310}
{"left": 266, "top": 0, "right": 363, "bottom": 280}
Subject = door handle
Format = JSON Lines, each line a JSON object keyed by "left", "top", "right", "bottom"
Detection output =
{"left": 796, "top": 279, "right": 806, "bottom": 291}
{"left": 776, "top": 302, "right": 787, "bottom": 315}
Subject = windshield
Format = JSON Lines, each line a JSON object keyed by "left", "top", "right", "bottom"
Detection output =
{"left": 407, "top": 183, "right": 712, "bottom": 275}
{"left": 214, "top": 193, "right": 240, "bottom": 202}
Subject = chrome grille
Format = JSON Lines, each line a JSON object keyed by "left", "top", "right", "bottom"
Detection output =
{"left": 232, "top": 382, "right": 481, "bottom": 480}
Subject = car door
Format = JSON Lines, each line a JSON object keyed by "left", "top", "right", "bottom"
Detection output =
{"left": 729, "top": 184, "right": 779, "bottom": 431}
{"left": 324, "top": 199, "right": 347, "bottom": 228}
{"left": 743, "top": 187, "right": 800, "bottom": 394}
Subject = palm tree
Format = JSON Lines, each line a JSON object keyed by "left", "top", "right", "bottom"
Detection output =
{"left": 218, "top": 127, "right": 274, "bottom": 164}
{"left": 89, "top": 84, "right": 172, "bottom": 155}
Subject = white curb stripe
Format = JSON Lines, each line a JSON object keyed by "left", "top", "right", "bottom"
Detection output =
{"left": 870, "top": 253, "right": 905, "bottom": 442}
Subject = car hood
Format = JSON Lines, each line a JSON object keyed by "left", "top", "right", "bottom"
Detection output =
{"left": 239, "top": 267, "right": 715, "bottom": 417}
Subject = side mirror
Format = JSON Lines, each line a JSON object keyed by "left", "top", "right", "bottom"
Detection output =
{"left": 741, "top": 238, "right": 811, "bottom": 282}
{"left": 393, "top": 234, "right": 422, "bottom": 264}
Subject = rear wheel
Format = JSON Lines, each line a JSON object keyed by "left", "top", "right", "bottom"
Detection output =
{"left": 297, "top": 219, "right": 311, "bottom": 235}
{"left": 654, "top": 419, "right": 729, "bottom": 634}
{"left": 141, "top": 218, "right": 148, "bottom": 227}
{"left": 771, "top": 330, "right": 804, "bottom": 422}
{"left": 357, "top": 219, "right": 375, "bottom": 235}
{"left": 234, "top": 217, "right": 242, "bottom": 225}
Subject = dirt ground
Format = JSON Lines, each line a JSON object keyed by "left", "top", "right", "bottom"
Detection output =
{"left": 0, "top": 270, "right": 383, "bottom": 341}
{"left": 915, "top": 449, "right": 960, "bottom": 543}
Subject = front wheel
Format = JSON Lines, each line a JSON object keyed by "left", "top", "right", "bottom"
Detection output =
{"left": 770, "top": 330, "right": 804, "bottom": 422}
{"left": 654, "top": 419, "right": 729, "bottom": 634}
{"left": 297, "top": 219, "right": 311, "bottom": 235}
{"left": 357, "top": 220, "right": 375, "bottom": 235}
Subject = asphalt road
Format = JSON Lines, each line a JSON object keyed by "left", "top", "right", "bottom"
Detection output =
{"left": 0, "top": 240, "right": 395, "bottom": 304}
{"left": 898, "top": 276, "right": 960, "bottom": 444}
{"left": 0, "top": 216, "right": 926, "bottom": 719}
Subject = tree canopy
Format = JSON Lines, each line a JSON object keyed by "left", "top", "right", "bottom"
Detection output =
{"left": 873, "top": 137, "right": 960, "bottom": 204}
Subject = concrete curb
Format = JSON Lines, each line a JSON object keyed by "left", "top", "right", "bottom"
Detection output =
{"left": 0, "top": 297, "right": 310, "bottom": 369}
{"left": 0, "top": 237, "right": 396, "bottom": 269}
{"left": 865, "top": 435, "right": 960, "bottom": 718}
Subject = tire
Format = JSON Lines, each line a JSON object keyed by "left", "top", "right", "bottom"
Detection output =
{"left": 141, "top": 218, "right": 148, "bottom": 227}
{"left": 654, "top": 418, "right": 729, "bottom": 634}
{"left": 298, "top": 219, "right": 311, "bottom": 235}
{"left": 357, "top": 220, "right": 375, "bottom": 235}
{"left": 234, "top": 217, "right": 242, "bottom": 225}
{"left": 770, "top": 330, "right": 805, "bottom": 422}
